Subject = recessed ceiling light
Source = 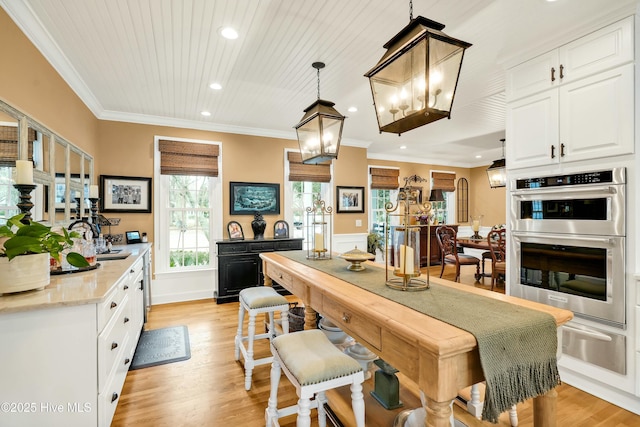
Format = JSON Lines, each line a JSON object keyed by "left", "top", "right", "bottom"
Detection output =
{"left": 475, "top": 154, "right": 482, "bottom": 159}
{"left": 348, "top": 106, "right": 358, "bottom": 113}
{"left": 220, "top": 27, "right": 238, "bottom": 40}
{"left": 400, "top": 145, "right": 407, "bottom": 150}
{"left": 201, "top": 111, "right": 211, "bottom": 117}
{"left": 209, "top": 82, "right": 222, "bottom": 90}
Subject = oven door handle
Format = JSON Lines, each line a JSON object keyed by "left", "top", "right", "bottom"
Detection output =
{"left": 512, "top": 186, "right": 617, "bottom": 197}
{"left": 563, "top": 325, "right": 613, "bottom": 342}
{"left": 511, "top": 232, "right": 615, "bottom": 245}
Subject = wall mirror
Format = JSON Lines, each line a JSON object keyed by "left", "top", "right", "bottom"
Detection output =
{"left": 0, "top": 99, "right": 94, "bottom": 225}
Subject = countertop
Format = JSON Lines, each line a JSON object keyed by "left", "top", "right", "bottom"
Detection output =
{"left": 0, "top": 243, "right": 152, "bottom": 314}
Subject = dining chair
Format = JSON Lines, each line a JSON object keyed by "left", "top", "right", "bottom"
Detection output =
{"left": 487, "top": 228, "right": 506, "bottom": 290}
{"left": 435, "top": 225, "right": 480, "bottom": 282}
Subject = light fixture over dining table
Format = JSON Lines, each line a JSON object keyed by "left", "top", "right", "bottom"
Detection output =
{"left": 364, "top": 0, "right": 472, "bottom": 135}
{"left": 294, "top": 62, "right": 346, "bottom": 165}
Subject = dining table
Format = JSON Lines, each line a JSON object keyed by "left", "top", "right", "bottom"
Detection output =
{"left": 260, "top": 251, "right": 572, "bottom": 427}
{"left": 457, "top": 237, "right": 502, "bottom": 281}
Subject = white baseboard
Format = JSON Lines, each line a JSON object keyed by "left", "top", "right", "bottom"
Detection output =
{"left": 151, "top": 269, "right": 216, "bottom": 305}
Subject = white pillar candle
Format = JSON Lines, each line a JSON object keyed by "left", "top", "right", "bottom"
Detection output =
{"left": 314, "top": 233, "right": 324, "bottom": 251}
{"left": 15, "top": 160, "right": 33, "bottom": 185}
{"left": 472, "top": 220, "right": 480, "bottom": 232}
{"left": 89, "top": 185, "right": 99, "bottom": 198}
{"left": 399, "top": 244, "right": 414, "bottom": 275}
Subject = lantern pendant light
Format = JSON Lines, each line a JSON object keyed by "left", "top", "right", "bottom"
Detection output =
{"left": 486, "top": 138, "right": 507, "bottom": 188}
{"left": 364, "top": 1, "right": 472, "bottom": 135}
{"left": 295, "top": 62, "right": 346, "bottom": 164}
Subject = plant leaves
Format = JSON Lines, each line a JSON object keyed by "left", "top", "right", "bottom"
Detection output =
{"left": 66, "top": 252, "right": 90, "bottom": 268}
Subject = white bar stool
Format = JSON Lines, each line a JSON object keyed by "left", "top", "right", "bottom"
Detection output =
{"left": 266, "top": 329, "right": 365, "bottom": 427}
{"left": 235, "top": 286, "right": 290, "bottom": 391}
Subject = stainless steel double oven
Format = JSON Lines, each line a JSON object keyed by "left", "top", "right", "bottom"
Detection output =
{"left": 509, "top": 168, "right": 626, "bottom": 374}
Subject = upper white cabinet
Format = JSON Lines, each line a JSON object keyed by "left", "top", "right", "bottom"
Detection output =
{"left": 506, "top": 16, "right": 634, "bottom": 101}
{"left": 506, "top": 17, "right": 634, "bottom": 170}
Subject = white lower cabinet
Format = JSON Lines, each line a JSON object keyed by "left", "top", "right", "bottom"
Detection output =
{"left": 0, "top": 247, "right": 149, "bottom": 427}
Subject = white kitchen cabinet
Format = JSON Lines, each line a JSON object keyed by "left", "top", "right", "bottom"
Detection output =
{"left": 506, "top": 16, "right": 633, "bottom": 102}
{"left": 0, "top": 244, "right": 151, "bottom": 427}
{"left": 507, "top": 63, "right": 634, "bottom": 169}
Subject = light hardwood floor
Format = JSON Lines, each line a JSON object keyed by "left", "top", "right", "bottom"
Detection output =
{"left": 111, "top": 264, "right": 640, "bottom": 427}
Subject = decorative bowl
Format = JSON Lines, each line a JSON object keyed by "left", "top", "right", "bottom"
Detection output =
{"left": 339, "top": 246, "right": 376, "bottom": 271}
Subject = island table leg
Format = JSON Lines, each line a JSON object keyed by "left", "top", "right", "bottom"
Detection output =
{"left": 533, "top": 387, "right": 557, "bottom": 427}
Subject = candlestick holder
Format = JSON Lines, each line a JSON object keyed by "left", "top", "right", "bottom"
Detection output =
{"left": 470, "top": 214, "right": 483, "bottom": 240}
{"left": 13, "top": 184, "right": 37, "bottom": 224}
{"left": 306, "top": 195, "right": 332, "bottom": 260}
{"left": 89, "top": 197, "right": 101, "bottom": 235}
{"left": 384, "top": 175, "right": 430, "bottom": 291}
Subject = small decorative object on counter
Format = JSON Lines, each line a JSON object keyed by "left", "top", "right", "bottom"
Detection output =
{"left": 306, "top": 195, "right": 332, "bottom": 260}
{"left": 251, "top": 212, "right": 266, "bottom": 240}
{"left": 142, "top": 232, "right": 148, "bottom": 243}
{"left": 370, "top": 358, "right": 402, "bottom": 410}
{"left": 339, "top": 246, "right": 376, "bottom": 271}
{"left": 471, "top": 214, "right": 484, "bottom": 240}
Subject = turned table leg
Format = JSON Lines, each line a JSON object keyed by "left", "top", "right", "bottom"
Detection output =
{"left": 423, "top": 396, "right": 453, "bottom": 427}
{"left": 533, "top": 387, "right": 557, "bottom": 427}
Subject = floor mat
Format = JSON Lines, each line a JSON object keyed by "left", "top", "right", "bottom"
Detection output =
{"left": 130, "top": 325, "right": 191, "bottom": 370}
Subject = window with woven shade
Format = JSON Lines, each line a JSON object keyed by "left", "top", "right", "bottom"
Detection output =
{"left": 0, "top": 126, "right": 35, "bottom": 167}
{"left": 370, "top": 167, "right": 399, "bottom": 189}
{"left": 287, "top": 151, "right": 331, "bottom": 182}
{"left": 158, "top": 139, "right": 219, "bottom": 176}
{"left": 431, "top": 172, "right": 456, "bottom": 192}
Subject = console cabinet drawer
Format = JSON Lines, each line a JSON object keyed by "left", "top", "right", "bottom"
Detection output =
{"left": 321, "top": 295, "right": 381, "bottom": 351}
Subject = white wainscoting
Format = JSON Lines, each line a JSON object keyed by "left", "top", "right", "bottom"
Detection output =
{"left": 152, "top": 269, "right": 215, "bottom": 305}
{"left": 333, "top": 232, "right": 368, "bottom": 255}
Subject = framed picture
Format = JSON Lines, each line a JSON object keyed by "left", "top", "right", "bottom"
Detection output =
{"left": 227, "top": 221, "right": 244, "bottom": 240}
{"left": 405, "top": 186, "right": 423, "bottom": 204}
{"left": 273, "top": 220, "right": 289, "bottom": 239}
{"left": 230, "top": 182, "right": 280, "bottom": 215}
{"left": 100, "top": 175, "right": 152, "bottom": 213}
{"left": 336, "top": 186, "right": 365, "bottom": 213}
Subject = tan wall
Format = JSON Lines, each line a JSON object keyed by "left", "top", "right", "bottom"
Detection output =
{"left": 0, "top": 9, "right": 99, "bottom": 156}
{"left": 469, "top": 166, "right": 507, "bottom": 227}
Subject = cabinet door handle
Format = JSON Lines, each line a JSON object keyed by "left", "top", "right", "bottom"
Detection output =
{"left": 124, "top": 284, "right": 129, "bottom": 290}
{"left": 130, "top": 269, "right": 135, "bottom": 273}
{"left": 342, "top": 313, "right": 351, "bottom": 324}
{"left": 551, "top": 67, "right": 556, "bottom": 82}
{"left": 551, "top": 145, "right": 556, "bottom": 159}
{"left": 124, "top": 358, "right": 131, "bottom": 365}
{"left": 111, "top": 392, "right": 119, "bottom": 403}
{"left": 111, "top": 342, "right": 118, "bottom": 350}
{"left": 559, "top": 64, "right": 564, "bottom": 79}
{"left": 110, "top": 301, "right": 117, "bottom": 309}
{"left": 560, "top": 143, "right": 565, "bottom": 157}
{"left": 124, "top": 317, "right": 130, "bottom": 324}
{"left": 139, "top": 280, "right": 144, "bottom": 290}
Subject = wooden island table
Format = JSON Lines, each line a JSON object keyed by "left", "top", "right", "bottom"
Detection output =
{"left": 260, "top": 252, "right": 573, "bottom": 427}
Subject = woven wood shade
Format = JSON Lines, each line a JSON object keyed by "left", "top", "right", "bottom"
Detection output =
{"left": 0, "top": 126, "right": 35, "bottom": 167}
{"left": 431, "top": 172, "right": 456, "bottom": 192}
{"left": 370, "top": 167, "right": 399, "bottom": 189}
{"left": 287, "top": 151, "right": 331, "bottom": 182}
{"left": 159, "top": 139, "right": 219, "bottom": 176}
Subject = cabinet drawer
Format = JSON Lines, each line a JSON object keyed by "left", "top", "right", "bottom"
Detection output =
{"left": 98, "top": 343, "right": 130, "bottom": 427}
{"left": 267, "top": 264, "right": 293, "bottom": 290}
{"left": 98, "top": 295, "right": 130, "bottom": 391}
{"left": 97, "top": 278, "right": 128, "bottom": 332}
{"left": 321, "top": 295, "right": 381, "bottom": 351}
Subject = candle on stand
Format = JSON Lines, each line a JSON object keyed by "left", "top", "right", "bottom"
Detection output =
{"left": 472, "top": 220, "right": 480, "bottom": 232}
{"left": 398, "top": 244, "right": 414, "bottom": 275}
{"left": 314, "top": 233, "right": 324, "bottom": 252}
{"left": 15, "top": 160, "right": 34, "bottom": 185}
{"left": 89, "top": 185, "right": 99, "bottom": 199}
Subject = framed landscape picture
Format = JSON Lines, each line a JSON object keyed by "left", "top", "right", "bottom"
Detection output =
{"left": 100, "top": 175, "right": 152, "bottom": 213}
{"left": 230, "top": 182, "right": 280, "bottom": 215}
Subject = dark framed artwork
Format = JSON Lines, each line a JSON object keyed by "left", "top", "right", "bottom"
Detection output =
{"left": 336, "top": 186, "right": 365, "bottom": 213}
{"left": 230, "top": 182, "right": 280, "bottom": 215}
{"left": 273, "top": 220, "right": 289, "bottom": 239}
{"left": 227, "top": 221, "right": 244, "bottom": 240}
{"left": 100, "top": 175, "right": 152, "bottom": 213}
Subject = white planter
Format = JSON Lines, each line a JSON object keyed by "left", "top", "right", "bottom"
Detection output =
{"left": 0, "top": 253, "right": 50, "bottom": 295}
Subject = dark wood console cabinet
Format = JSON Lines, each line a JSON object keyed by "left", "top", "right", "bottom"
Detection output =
{"left": 420, "top": 224, "right": 458, "bottom": 267}
{"left": 216, "top": 238, "right": 303, "bottom": 304}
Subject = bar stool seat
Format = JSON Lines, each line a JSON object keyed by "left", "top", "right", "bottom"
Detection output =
{"left": 235, "top": 286, "right": 290, "bottom": 391}
{"left": 266, "top": 329, "right": 365, "bottom": 427}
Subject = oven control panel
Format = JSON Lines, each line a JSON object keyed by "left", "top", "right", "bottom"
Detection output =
{"left": 516, "top": 169, "right": 620, "bottom": 189}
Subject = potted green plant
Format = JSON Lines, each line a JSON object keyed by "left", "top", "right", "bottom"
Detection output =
{"left": 367, "top": 230, "right": 385, "bottom": 260}
{"left": 0, "top": 214, "right": 89, "bottom": 294}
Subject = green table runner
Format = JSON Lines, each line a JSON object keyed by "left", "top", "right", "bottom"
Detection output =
{"left": 278, "top": 251, "right": 560, "bottom": 423}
